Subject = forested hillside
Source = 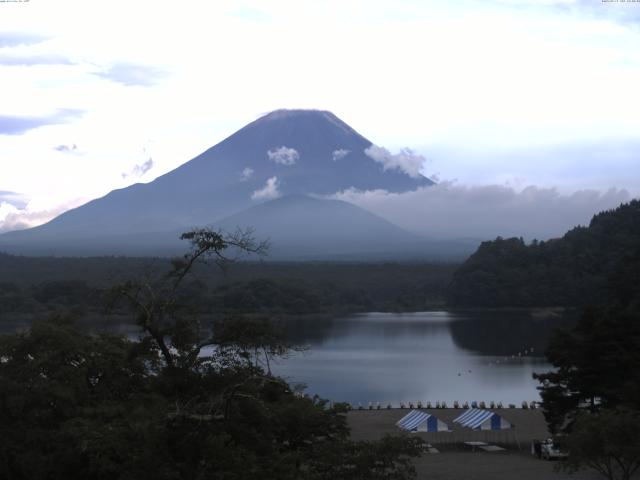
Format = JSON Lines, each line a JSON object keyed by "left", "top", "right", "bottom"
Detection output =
{"left": 447, "top": 200, "right": 640, "bottom": 307}
{"left": 0, "top": 256, "right": 455, "bottom": 319}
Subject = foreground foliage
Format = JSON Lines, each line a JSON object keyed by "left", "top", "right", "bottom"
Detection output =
{"left": 561, "top": 409, "right": 640, "bottom": 480}
{"left": 532, "top": 207, "right": 640, "bottom": 479}
{"left": 535, "top": 306, "right": 640, "bottom": 433}
{"left": 0, "top": 318, "right": 422, "bottom": 479}
{"left": 0, "top": 229, "right": 423, "bottom": 479}
{"left": 535, "top": 304, "right": 640, "bottom": 480}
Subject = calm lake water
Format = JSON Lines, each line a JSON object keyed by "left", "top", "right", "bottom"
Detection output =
{"left": 272, "top": 311, "right": 572, "bottom": 406}
{"left": 2, "top": 309, "right": 571, "bottom": 406}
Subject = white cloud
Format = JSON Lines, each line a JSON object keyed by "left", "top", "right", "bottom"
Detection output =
{"left": 92, "top": 62, "right": 167, "bottom": 87}
{"left": 0, "top": 198, "right": 84, "bottom": 234}
{"left": 330, "top": 183, "right": 631, "bottom": 240}
{"left": 251, "top": 176, "right": 281, "bottom": 200}
{"left": 0, "top": 109, "right": 84, "bottom": 135}
{"left": 0, "top": 53, "right": 74, "bottom": 66}
{"left": 121, "top": 158, "right": 154, "bottom": 179}
{"left": 364, "top": 145, "right": 426, "bottom": 178}
{"left": 240, "top": 167, "right": 254, "bottom": 181}
{"left": 0, "top": 191, "right": 28, "bottom": 209}
{"left": 0, "top": 32, "right": 46, "bottom": 48}
{"left": 332, "top": 148, "right": 350, "bottom": 161}
{"left": 267, "top": 146, "right": 299, "bottom": 166}
{"left": 54, "top": 143, "right": 79, "bottom": 153}
{"left": 0, "top": 202, "right": 20, "bottom": 230}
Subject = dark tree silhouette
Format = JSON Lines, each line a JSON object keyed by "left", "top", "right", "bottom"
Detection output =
{"left": 0, "top": 228, "right": 424, "bottom": 479}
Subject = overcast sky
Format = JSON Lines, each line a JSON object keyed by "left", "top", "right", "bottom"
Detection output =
{"left": 0, "top": 0, "right": 639, "bottom": 236}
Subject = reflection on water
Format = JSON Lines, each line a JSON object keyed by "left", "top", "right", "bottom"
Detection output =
{"left": 1, "top": 310, "right": 573, "bottom": 405}
{"left": 273, "top": 311, "right": 573, "bottom": 405}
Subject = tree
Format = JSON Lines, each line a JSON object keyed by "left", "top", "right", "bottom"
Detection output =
{"left": 534, "top": 236, "right": 640, "bottom": 480}
{"left": 113, "top": 227, "right": 269, "bottom": 369}
{"left": 534, "top": 306, "right": 640, "bottom": 433}
{"left": 0, "top": 229, "right": 424, "bottom": 479}
{"left": 0, "top": 316, "right": 168, "bottom": 479}
{"left": 560, "top": 409, "right": 640, "bottom": 480}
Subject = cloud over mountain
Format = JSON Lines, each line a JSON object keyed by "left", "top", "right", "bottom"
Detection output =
{"left": 330, "top": 183, "right": 632, "bottom": 241}
{"left": 251, "top": 176, "right": 281, "bottom": 200}
{"left": 267, "top": 146, "right": 299, "bottom": 166}
{"left": 332, "top": 148, "right": 350, "bottom": 161}
{"left": 0, "top": 198, "right": 82, "bottom": 234}
{"left": 364, "top": 145, "right": 426, "bottom": 178}
{"left": 240, "top": 167, "right": 254, "bottom": 181}
{"left": 121, "top": 158, "right": 154, "bottom": 179}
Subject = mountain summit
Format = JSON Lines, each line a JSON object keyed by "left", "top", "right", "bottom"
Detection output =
{"left": 1, "top": 110, "right": 434, "bottom": 256}
{"left": 164, "top": 108, "right": 432, "bottom": 200}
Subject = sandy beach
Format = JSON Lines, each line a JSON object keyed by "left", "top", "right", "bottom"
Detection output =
{"left": 347, "top": 409, "right": 608, "bottom": 480}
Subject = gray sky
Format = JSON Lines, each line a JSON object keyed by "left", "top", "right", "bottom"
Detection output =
{"left": 0, "top": 0, "right": 639, "bottom": 236}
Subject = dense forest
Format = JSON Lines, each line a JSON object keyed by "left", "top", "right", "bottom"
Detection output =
{"left": 4, "top": 200, "right": 639, "bottom": 317}
{"left": 0, "top": 255, "right": 456, "bottom": 323}
{"left": 447, "top": 199, "right": 640, "bottom": 308}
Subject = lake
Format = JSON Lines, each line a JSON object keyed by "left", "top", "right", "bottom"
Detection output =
{"left": 1, "top": 309, "right": 571, "bottom": 406}
{"left": 272, "top": 310, "right": 572, "bottom": 406}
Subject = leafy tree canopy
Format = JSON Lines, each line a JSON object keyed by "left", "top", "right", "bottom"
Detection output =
{"left": 448, "top": 199, "right": 640, "bottom": 308}
{"left": 560, "top": 409, "right": 640, "bottom": 480}
{"left": 0, "top": 229, "right": 423, "bottom": 479}
{"left": 530, "top": 204, "right": 640, "bottom": 479}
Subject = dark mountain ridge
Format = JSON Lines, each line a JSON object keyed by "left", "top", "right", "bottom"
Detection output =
{"left": 447, "top": 199, "right": 640, "bottom": 307}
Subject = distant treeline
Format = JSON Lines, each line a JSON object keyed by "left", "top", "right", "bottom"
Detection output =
{"left": 447, "top": 199, "right": 640, "bottom": 308}
{"left": 0, "top": 257, "right": 457, "bottom": 317}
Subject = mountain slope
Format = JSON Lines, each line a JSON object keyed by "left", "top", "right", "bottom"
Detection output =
{"left": 213, "top": 195, "right": 422, "bottom": 259}
{"left": 0, "top": 110, "right": 433, "bottom": 252}
{"left": 0, "top": 195, "right": 438, "bottom": 259}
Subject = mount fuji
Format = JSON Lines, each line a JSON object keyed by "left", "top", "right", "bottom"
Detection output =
{"left": 0, "top": 110, "right": 458, "bottom": 258}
